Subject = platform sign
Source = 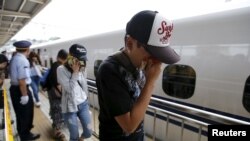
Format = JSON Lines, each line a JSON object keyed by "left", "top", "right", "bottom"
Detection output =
{"left": 3, "top": 88, "right": 14, "bottom": 141}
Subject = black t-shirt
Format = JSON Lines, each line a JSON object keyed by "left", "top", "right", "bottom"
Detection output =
{"left": 47, "top": 61, "right": 63, "bottom": 99}
{"left": 96, "top": 51, "right": 145, "bottom": 141}
{"left": 48, "top": 61, "right": 60, "bottom": 88}
{"left": 46, "top": 61, "right": 61, "bottom": 95}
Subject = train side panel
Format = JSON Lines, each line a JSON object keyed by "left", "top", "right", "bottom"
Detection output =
{"left": 32, "top": 7, "right": 250, "bottom": 141}
{"left": 34, "top": 7, "right": 250, "bottom": 118}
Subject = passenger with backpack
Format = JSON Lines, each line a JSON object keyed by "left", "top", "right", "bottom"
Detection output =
{"left": 47, "top": 49, "right": 68, "bottom": 141}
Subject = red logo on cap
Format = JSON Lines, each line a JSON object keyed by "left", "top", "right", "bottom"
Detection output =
{"left": 157, "top": 21, "right": 173, "bottom": 44}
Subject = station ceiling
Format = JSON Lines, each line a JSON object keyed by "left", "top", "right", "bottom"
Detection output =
{"left": 0, "top": 0, "right": 51, "bottom": 47}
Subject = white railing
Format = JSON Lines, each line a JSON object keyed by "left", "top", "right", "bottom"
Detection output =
{"left": 87, "top": 80, "right": 250, "bottom": 141}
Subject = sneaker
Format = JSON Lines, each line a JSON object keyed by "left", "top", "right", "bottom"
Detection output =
{"left": 53, "top": 129, "right": 66, "bottom": 140}
{"left": 21, "top": 132, "right": 40, "bottom": 141}
{"left": 79, "top": 137, "right": 84, "bottom": 141}
{"left": 35, "top": 101, "right": 41, "bottom": 107}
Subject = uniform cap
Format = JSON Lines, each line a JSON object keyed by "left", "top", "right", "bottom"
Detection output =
{"left": 69, "top": 44, "right": 87, "bottom": 61}
{"left": 13, "top": 40, "right": 32, "bottom": 49}
{"left": 126, "top": 10, "right": 180, "bottom": 64}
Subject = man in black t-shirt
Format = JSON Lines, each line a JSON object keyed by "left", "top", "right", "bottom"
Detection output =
{"left": 96, "top": 10, "right": 180, "bottom": 141}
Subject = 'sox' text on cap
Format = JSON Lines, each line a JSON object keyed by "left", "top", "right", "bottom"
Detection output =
{"left": 126, "top": 10, "right": 180, "bottom": 64}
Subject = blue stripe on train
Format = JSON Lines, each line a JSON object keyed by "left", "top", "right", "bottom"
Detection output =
{"left": 151, "top": 95, "right": 250, "bottom": 122}
{"left": 87, "top": 79, "right": 249, "bottom": 137}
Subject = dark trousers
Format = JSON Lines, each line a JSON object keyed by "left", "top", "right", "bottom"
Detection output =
{"left": 9, "top": 85, "right": 34, "bottom": 138}
{"left": 0, "top": 90, "right": 4, "bottom": 129}
{"left": 0, "top": 90, "right": 3, "bottom": 109}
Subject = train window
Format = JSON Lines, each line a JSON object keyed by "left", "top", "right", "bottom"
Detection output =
{"left": 243, "top": 76, "right": 250, "bottom": 113}
{"left": 37, "top": 49, "right": 41, "bottom": 56}
{"left": 162, "top": 65, "right": 196, "bottom": 99}
{"left": 44, "top": 60, "right": 47, "bottom": 67}
{"left": 49, "top": 57, "right": 53, "bottom": 68}
{"left": 94, "top": 60, "right": 103, "bottom": 78}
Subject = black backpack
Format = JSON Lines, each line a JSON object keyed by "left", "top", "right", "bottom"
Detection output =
{"left": 40, "top": 68, "right": 52, "bottom": 90}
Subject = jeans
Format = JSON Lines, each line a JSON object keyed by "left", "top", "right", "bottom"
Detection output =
{"left": 30, "top": 75, "right": 40, "bottom": 102}
{"left": 64, "top": 100, "right": 92, "bottom": 141}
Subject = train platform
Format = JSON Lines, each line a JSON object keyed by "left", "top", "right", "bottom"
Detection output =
{"left": 0, "top": 79, "right": 99, "bottom": 141}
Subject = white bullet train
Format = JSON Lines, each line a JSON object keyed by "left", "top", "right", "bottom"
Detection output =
{"left": 30, "top": 6, "right": 250, "bottom": 140}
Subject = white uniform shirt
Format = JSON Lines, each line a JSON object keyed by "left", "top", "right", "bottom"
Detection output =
{"left": 10, "top": 53, "right": 31, "bottom": 85}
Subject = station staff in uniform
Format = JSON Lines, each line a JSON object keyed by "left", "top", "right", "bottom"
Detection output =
{"left": 9, "top": 40, "right": 40, "bottom": 141}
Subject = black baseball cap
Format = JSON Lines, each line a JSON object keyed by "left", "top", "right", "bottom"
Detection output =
{"left": 69, "top": 44, "right": 87, "bottom": 61}
{"left": 126, "top": 10, "right": 180, "bottom": 64}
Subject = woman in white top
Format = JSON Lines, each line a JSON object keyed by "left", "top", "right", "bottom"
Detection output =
{"left": 29, "top": 51, "right": 42, "bottom": 107}
{"left": 57, "top": 44, "right": 92, "bottom": 141}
